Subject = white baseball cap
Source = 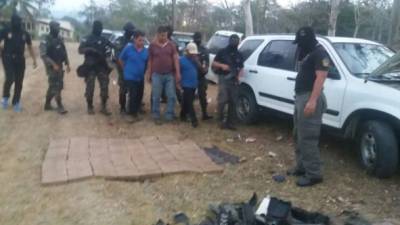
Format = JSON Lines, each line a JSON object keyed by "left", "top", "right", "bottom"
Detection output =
{"left": 186, "top": 42, "right": 199, "bottom": 54}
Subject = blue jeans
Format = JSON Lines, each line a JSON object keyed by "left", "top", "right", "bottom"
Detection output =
{"left": 151, "top": 73, "right": 176, "bottom": 120}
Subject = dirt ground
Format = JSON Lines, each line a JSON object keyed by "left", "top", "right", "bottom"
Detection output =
{"left": 0, "top": 42, "right": 399, "bottom": 225}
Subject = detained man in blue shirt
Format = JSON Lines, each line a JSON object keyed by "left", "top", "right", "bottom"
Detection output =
{"left": 179, "top": 42, "right": 202, "bottom": 128}
{"left": 119, "top": 30, "right": 148, "bottom": 121}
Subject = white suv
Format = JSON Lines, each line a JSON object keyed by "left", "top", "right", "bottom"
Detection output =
{"left": 206, "top": 30, "right": 244, "bottom": 83}
{"left": 236, "top": 35, "right": 399, "bottom": 178}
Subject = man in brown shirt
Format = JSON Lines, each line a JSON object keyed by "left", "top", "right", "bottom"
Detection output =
{"left": 146, "top": 26, "right": 181, "bottom": 124}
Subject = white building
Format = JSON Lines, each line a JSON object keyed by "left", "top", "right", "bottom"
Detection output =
{"left": 24, "top": 18, "right": 75, "bottom": 41}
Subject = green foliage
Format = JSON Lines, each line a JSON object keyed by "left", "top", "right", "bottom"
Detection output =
{"left": 72, "top": 0, "right": 395, "bottom": 44}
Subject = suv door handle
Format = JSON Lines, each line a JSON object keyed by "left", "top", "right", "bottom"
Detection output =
{"left": 287, "top": 77, "right": 295, "bottom": 81}
{"left": 249, "top": 70, "right": 258, "bottom": 74}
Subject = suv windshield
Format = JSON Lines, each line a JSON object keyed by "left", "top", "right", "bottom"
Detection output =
{"left": 333, "top": 43, "right": 394, "bottom": 77}
{"left": 206, "top": 34, "right": 230, "bottom": 55}
{"left": 369, "top": 53, "right": 400, "bottom": 81}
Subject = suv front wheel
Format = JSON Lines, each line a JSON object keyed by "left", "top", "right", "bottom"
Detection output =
{"left": 357, "top": 120, "right": 399, "bottom": 178}
{"left": 236, "top": 86, "right": 258, "bottom": 124}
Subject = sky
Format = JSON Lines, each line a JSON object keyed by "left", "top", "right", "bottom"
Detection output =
{"left": 51, "top": 0, "right": 301, "bottom": 18}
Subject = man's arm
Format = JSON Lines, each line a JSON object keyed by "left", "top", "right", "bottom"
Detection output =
{"left": 25, "top": 33, "right": 37, "bottom": 68}
{"left": 27, "top": 45, "right": 37, "bottom": 68}
{"left": 78, "top": 38, "right": 100, "bottom": 55}
{"left": 145, "top": 46, "right": 153, "bottom": 83}
{"left": 39, "top": 39, "right": 57, "bottom": 69}
{"left": 62, "top": 42, "right": 71, "bottom": 73}
{"left": 212, "top": 61, "right": 230, "bottom": 72}
{"left": 173, "top": 52, "right": 181, "bottom": 82}
{"left": 303, "top": 70, "right": 328, "bottom": 117}
{"left": 211, "top": 50, "right": 230, "bottom": 72}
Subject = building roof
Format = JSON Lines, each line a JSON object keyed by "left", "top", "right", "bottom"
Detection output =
{"left": 36, "top": 18, "right": 74, "bottom": 31}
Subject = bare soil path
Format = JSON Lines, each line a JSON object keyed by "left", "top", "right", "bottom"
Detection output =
{"left": 0, "top": 43, "right": 398, "bottom": 225}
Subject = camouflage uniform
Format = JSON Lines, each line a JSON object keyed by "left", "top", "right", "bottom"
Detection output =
{"left": 40, "top": 30, "right": 69, "bottom": 114}
{"left": 78, "top": 29, "right": 113, "bottom": 115}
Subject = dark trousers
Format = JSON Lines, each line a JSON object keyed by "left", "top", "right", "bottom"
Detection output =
{"left": 117, "top": 66, "right": 128, "bottom": 111}
{"left": 293, "top": 92, "right": 327, "bottom": 179}
{"left": 198, "top": 76, "right": 208, "bottom": 116}
{"left": 2, "top": 56, "right": 26, "bottom": 105}
{"left": 180, "top": 87, "right": 197, "bottom": 123}
{"left": 162, "top": 86, "right": 182, "bottom": 105}
{"left": 126, "top": 80, "right": 144, "bottom": 115}
{"left": 217, "top": 81, "right": 238, "bottom": 125}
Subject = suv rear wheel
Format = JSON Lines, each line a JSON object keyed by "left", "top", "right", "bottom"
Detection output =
{"left": 236, "top": 86, "right": 258, "bottom": 124}
{"left": 357, "top": 120, "right": 399, "bottom": 178}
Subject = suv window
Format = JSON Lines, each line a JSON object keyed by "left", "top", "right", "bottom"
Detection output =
{"left": 206, "top": 34, "right": 230, "bottom": 55}
{"left": 239, "top": 39, "right": 263, "bottom": 60}
{"left": 258, "top": 40, "right": 297, "bottom": 71}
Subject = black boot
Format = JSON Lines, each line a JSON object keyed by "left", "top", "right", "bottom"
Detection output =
{"left": 202, "top": 112, "right": 213, "bottom": 120}
{"left": 44, "top": 96, "right": 55, "bottom": 111}
{"left": 56, "top": 96, "right": 68, "bottom": 115}
{"left": 100, "top": 98, "right": 111, "bottom": 116}
{"left": 87, "top": 99, "right": 95, "bottom": 115}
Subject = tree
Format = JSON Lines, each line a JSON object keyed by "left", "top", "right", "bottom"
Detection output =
{"left": 389, "top": 0, "right": 400, "bottom": 47}
{"left": 328, "top": 0, "right": 341, "bottom": 36}
{"left": 244, "top": 0, "right": 253, "bottom": 36}
{"left": 172, "top": 0, "right": 176, "bottom": 28}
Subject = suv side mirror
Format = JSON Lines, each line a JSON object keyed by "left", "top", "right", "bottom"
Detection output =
{"left": 328, "top": 67, "right": 341, "bottom": 80}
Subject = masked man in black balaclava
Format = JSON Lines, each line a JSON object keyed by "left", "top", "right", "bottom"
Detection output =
{"left": 288, "top": 26, "right": 330, "bottom": 187}
{"left": 78, "top": 20, "right": 113, "bottom": 115}
{"left": 212, "top": 34, "right": 244, "bottom": 130}
{"left": 193, "top": 31, "right": 212, "bottom": 120}
{"left": 40, "top": 21, "right": 70, "bottom": 115}
{"left": 114, "top": 22, "right": 135, "bottom": 114}
{"left": 0, "top": 13, "right": 37, "bottom": 112}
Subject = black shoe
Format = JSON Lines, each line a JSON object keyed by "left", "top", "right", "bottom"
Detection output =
{"left": 57, "top": 106, "right": 68, "bottom": 115}
{"left": 287, "top": 167, "right": 306, "bottom": 177}
{"left": 100, "top": 107, "right": 112, "bottom": 116}
{"left": 126, "top": 114, "right": 140, "bottom": 123}
{"left": 87, "top": 107, "right": 95, "bottom": 115}
{"left": 202, "top": 114, "right": 213, "bottom": 120}
{"left": 154, "top": 119, "right": 162, "bottom": 125}
{"left": 120, "top": 108, "right": 127, "bottom": 115}
{"left": 44, "top": 104, "right": 55, "bottom": 111}
{"left": 220, "top": 123, "right": 236, "bottom": 130}
{"left": 138, "top": 108, "right": 146, "bottom": 115}
{"left": 191, "top": 120, "right": 199, "bottom": 128}
{"left": 296, "top": 176, "right": 323, "bottom": 187}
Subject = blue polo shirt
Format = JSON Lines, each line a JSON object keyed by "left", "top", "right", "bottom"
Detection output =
{"left": 180, "top": 56, "right": 198, "bottom": 88}
{"left": 119, "top": 43, "right": 148, "bottom": 81}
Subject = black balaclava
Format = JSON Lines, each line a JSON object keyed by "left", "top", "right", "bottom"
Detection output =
{"left": 92, "top": 20, "right": 103, "bottom": 37}
{"left": 293, "top": 26, "right": 318, "bottom": 60}
{"left": 227, "top": 34, "right": 240, "bottom": 51}
{"left": 193, "top": 32, "right": 202, "bottom": 46}
{"left": 11, "top": 13, "right": 22, "bottom": 33}
{"left": 166, "top": 25, "right": 173, "bottom": 40}
{"left": 123, "top": 22, "right": 135, "bottom": 40}
{"left": 49, "top": 21, "right": 60, "bottom": 38}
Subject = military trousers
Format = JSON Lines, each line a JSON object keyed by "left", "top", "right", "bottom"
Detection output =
{"left": 293, "top": 92, "right": 327, "bottom": 179}
{"left": 198, "top": 76, "right": 209, "bottom": 116}
{"left": 217, "top": 78, "right": 238, "bottom": 125}
{"left": 46, "top": 66, "right": 64, "bottom": 100}
{"left": 84, "top": 71, "right": 109, "bottom": 102}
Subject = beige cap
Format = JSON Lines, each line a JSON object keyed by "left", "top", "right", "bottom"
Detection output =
{"left": 186, "top": 42, "right": 199, "bottom": 54}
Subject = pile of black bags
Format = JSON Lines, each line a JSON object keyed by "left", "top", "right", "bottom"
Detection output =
{"left": 155, "top": 193, "right": 330, "bottom": 225}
